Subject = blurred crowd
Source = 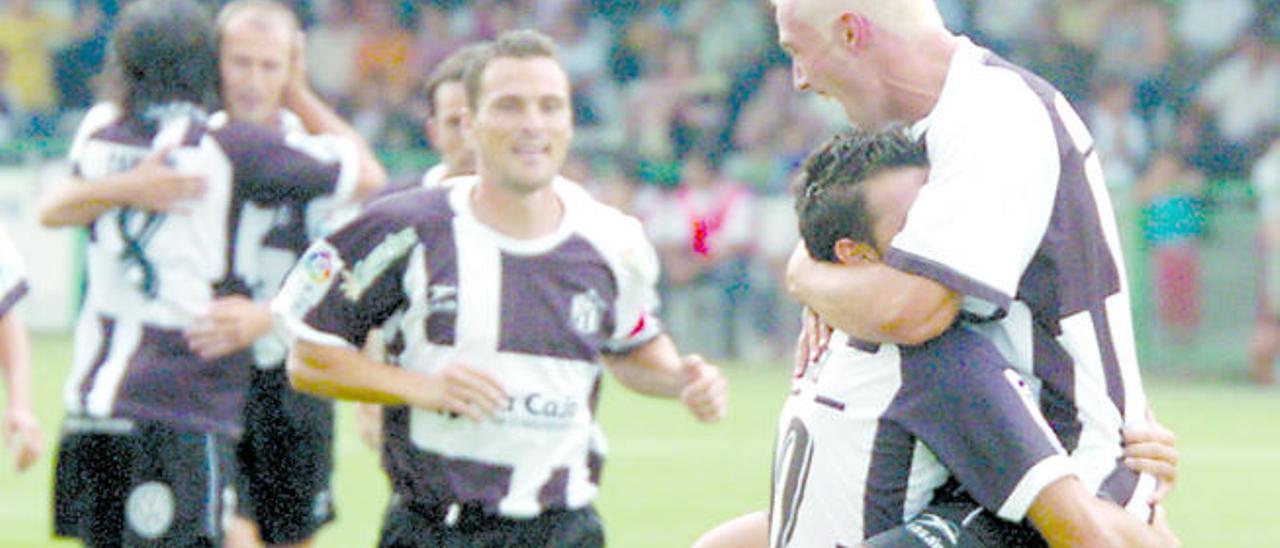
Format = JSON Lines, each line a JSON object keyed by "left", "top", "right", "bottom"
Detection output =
{"left": 2, "top": 0, "right": 1280, "bottom": 366}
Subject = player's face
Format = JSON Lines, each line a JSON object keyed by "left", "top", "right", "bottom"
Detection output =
{"left": 220, "top": 16, "right": 293, "bottom": 128}
{"left": 861, "top": 166, "right": 928, "bottom": 253}
{"left": 470, "top": 56, "right": 573, "bottom": 194}
{"left": 427, "top": 81, "right": 476, "bottom": 176}
{"left": 775, "top": 0, "right": 893, "bottom": 129}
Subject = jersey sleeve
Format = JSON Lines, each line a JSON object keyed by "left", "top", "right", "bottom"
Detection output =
{"left": 214, "top": 121, "right": 360, "bottom": 207}
{"left": 271, "top": 203, "right": 417, "bottom": 349}
{"left": 886, "top": 78, "right": 1060, "bottom": 319}
{"left": 603, "top": 216, "right": 664, "bottom": 354}
{"left": 0, "top": 227, "right": 28, "bottom": 317}
{"left": 894, "top": 327, "right": 1076, "bottom": 521}
{"left": 67, "top": 103, "right": 121, "bottom": 178}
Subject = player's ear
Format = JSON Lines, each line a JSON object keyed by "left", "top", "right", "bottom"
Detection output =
{"left": 835, "top": 12, "right": 871, "bottom": 50}
{"left": 833, "top": 238, "right": 879, "bottom": 265}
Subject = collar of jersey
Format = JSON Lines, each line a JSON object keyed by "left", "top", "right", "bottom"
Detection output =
{"left": 446, "top": 175, "right": 582, "bottom": 256}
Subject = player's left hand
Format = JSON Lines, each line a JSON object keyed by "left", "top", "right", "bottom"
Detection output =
{"left": 185, "top": 296, "right": 274, "bottom": 360}
{"left": 680, "top": 354, "right": 728, "bottom": 423}
{"left": 1123, "top": 407, "right": 1178, "bottom": 505}
{"left": 2, "top": 406, "right": 42, "bottom": 472}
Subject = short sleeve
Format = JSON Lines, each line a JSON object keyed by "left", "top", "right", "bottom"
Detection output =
{"left": 603, "top": 216, "right": 664, "bottom": 354}
{"left": 887, "top": 75, "right": 1060, "bottom": 319}
{"left": 894, "top": 328, "right": 1075, "bottom": 521}
{"left": 271, "top": 203, "right": 418, "bottom": 349}
{"left": 214, "top": 121, "right": 359, "bottom": 207}
{"left": 0, "top": 227, "right": 28, "bottom": 317}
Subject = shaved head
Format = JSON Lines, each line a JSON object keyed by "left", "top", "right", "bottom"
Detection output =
{"left": 773, "top": 0, "right": 945, "bottom": 37}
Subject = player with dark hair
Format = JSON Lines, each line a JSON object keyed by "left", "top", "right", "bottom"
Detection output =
{"left": 420, "top": 42, "right": 491, "bottom": 188}
{"left": 40, "top": 0, "right": 365, "bottom": 544}
{"left": 697, "top": 130, "right": 1178, "bottom": 547}
{"left": 273, "top": 29, "right": 728, "bottom": 548}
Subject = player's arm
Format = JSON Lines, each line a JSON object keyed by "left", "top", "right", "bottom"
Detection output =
{"left": 283, "top": 30, "right": 386, "bottom": 200}
{"left": 0, "top": 308, "right": 40, "bottom": 472}
{"left": 692, "top": 510, "right": 769, "bottom": 548}
{"left": 1028, "top": 477, "right": 1178, "bottom": 547}
{"left": 184, "top": 296, "right": 273, "bottom": 360}
{"left": 786, "top": 243, "right": 960, "bottom": 345}
{"left": 38, "top": 145, "right": 206, "bottom": 227}
{"left": 602, "top": 334, "right": 727, "bottom": 423}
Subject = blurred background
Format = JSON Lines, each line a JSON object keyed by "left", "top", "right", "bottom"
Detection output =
{"left": 0, "top": 0, "right": 1278, "bottom": 546}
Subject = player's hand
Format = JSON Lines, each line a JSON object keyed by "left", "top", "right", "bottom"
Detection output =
{"left": 284, "top": 30, "right": 314, "bottom": 108}
{"left": 185, "top": 296, "right": 273, "bottom": 360}
{"left": 119, "top": 144, "right": 206, "bottom": 212}
{"left": 795, "top": 307, "right": 833, "bottom": 375}
{"left": 355, "top": 402, "right": 383, "bottom": 450}
{"left": 2, "top": 406, "right": 42, "bottom": 472}
{"left": 1123, "top": 407, "right": 1178, "bottom": 505}
{"left": 1148, "top": 505, "right": 1180, "bottom": 547}
{"left": 409, "top": 362, "right": 508, "bottom": 423}
{"left": 680, "top": 354, "right": 728, "bottom": 423}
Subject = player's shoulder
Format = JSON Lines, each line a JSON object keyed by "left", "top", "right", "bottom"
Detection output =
{"left": 69, "top": 102, "right": 124, "bottom": 157}
{"left": 558, "top": 177, "right": 646, "bottom": 239}
{"left": 936, "top": 40, "right": 1056, "bottom": 134}
{"left": 362, "top": 182, "right": 455, "bottom": 229}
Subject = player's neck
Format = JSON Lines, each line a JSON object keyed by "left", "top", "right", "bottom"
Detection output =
{"left": 471, "top": 181, "right": 564, "bottom": 240}
{"left": 887, "top": 31, "right": 957, "bottom": 124}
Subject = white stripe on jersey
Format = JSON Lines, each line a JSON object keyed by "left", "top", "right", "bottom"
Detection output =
{"left": 452, "top": 213, "right": 504, "bottom": 353}
{"left": 85, "top": 318, "right": 143, "bottom": 417}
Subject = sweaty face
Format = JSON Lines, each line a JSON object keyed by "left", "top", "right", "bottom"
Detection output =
{"left": 219, "top": 16, "right": 293, "bottom": 127}
{"left": 470, "top": 56, "right": 573, "bottom": 194}
{"left": 861, "top": 166, "right": 928, "bottom": 254}
{"left": 428, "top": 81, "right": 475, "bottom": 175}
{"left": 774, "top": 0, "right": 892, "bottom": 129}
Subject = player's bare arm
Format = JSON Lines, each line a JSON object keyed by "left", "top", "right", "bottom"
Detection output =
{"left": 1027, "top": 476, "right": 1179, "bottom": 547}
{"left": 602, "top": 334, "right": 728, "bottom": 423}
{"left": 692, "top": 510, "right": 768, "bottom": 548}
{"left": 0, "top": 311, "right": 40, "bottom": 472}
{"left": 786, "top": 242, "right": 960, "bottom": 346}
{"left": 288, "top": 340, "right": 508, "bottom": 423}
{"left": 282, "top": 31, "right": 386, "bottom": 200}
{"left": 38, "top": 144, "right": 206, "bottom": 227}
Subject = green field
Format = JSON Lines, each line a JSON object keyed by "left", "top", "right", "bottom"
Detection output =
{"left": 1, "top": 333, "right": 1277, "bottom": 547}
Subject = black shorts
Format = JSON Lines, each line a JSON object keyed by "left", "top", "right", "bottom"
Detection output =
{"left": 377, "top": 494, "right": 605, "bottom": 548}
{"left": 864, "top": 496, "right": 1046, "bottom": 548}
{"left": 53, "top": 417, "right": 235, "bottom": 547}
{"left": 234, "top": 366, "right": 335, "bottom": 544}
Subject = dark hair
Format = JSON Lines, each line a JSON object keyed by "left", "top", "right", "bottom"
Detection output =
{"left": 795, "top": 128, "right": 927, "bottom": 262}
{"left": 110, "top": 0, "right": 219, "bottom": 118}
{"left": 463, "top": 29, "right": 561, "bottom": 111}
{"left": 425, "top": 42, "right": 493, "bottom": 116}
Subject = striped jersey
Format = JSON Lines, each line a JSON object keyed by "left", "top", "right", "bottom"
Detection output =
{"left": 889, "top": 37, "right": 1155, "bottom": 517}
{"left": 213, "top": 109, "right": 361, "bottom": 369}
{"left": 0, "top": 226, "right": 29, "bottom": 317}
{"left": 62, "top": 102, "right": 358, "bottom": 436}
{"left": 770, "top": 330, "right": 1072, "bottom": 546}
{"left": 273, "top": 176, "right": 663, "bottom": 518}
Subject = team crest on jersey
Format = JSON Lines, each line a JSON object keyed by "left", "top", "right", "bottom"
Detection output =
{"left": 341, "top": 227, "right": 417, "bottom": 301}
{"left": 570, "top": 288, "right": 606, "bottom": 335}
{"left": 125, "top": 481, "right": 175, "bottom": 540}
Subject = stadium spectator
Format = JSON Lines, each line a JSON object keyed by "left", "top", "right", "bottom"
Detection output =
{"left": 273, "top": 29, "right": 728, "bottom": 547}
{"left": 1137, "top": 116, "right": 1208, "bottom": 346}
{"left": 1250, "top": 137, "right": 1280, "bottom": 385}
{"left": 649, "top": 150, "right": 755, "bottom": 360}
{"left": 53, "top": 0, "right": 117, "bottom": 112}
{"left": 1195, "top": 31, "right": 1280, "bottom": 181}
{"left": 305, "top": 0, "right": 362, "bottom": 104}
{"left": 769, "top": 0, "right": 1178, "bottom": 541}
{"left": 0, "top": 0, "right": 70, "bottom": 136}
{"left": 1174, "top": 0, "right": 1257, "bottom": 66}
{"left": 39, "top": 0, "right": 370, "bottom": 544}
{"left": 0, "top": 225, "right": 39, "bottom": 473}
{"left": 1090, "top": 75, "right": 1151, "bottom": 191}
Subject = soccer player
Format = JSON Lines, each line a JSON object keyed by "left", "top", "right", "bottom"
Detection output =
{"left": 39, "top": 0, "right": 364, "bottom": 544}
{"left": 272, "top": 29, "right": 729, "bottom": 547}
{"left": 0, "top": 225, "right": 40, "bottom": 473}
{"left": 419, "top": 42, "right": 488, "bottom": 188}
{"left": 772, "top": 0, "right": 1176, "bottom": 521}
{"left": 697, "top": 130, "right": 1178, "bottom": 547}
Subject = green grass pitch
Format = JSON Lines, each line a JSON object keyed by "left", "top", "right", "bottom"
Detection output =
{"left": 1, "top": 333, "right": 1277, "bottom": 547}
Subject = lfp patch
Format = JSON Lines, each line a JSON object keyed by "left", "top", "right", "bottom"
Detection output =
{"left": 303, "top": 247, "right": 336, "bottom": 285}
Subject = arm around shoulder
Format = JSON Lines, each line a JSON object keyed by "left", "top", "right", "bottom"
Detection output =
{"left": 1027, "top": 476, "right": 1178, "bottom": 547}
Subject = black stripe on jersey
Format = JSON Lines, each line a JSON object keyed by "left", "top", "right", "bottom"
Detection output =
{"left": 863, "top": 420, "right": 915, "bottom": 538}
{"left": 586, "top": 450, "right": 603, "bottom": 486}
{"left": 536, "top": 466, "right": 570, "bottom": 510}
{"left": 813, "top": 395, "right": 846, "bottom": 411}
{"left": 1091, "top": 305, "right": 1126, "bottom": 414}
{"left": 0, "top": 280, "right": 28, "bottom": 317}
{"left": 1033, "top": 327, "right": 1083, "bottom": 452}
{"left": 76, "top": 315, "right": 116, "bottom": 410}
{"left": 422, "top": 209, "right": 459, "bottom": 346}
{"left": 1098, "top": 458, "right": 1140, "bottom": 507}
